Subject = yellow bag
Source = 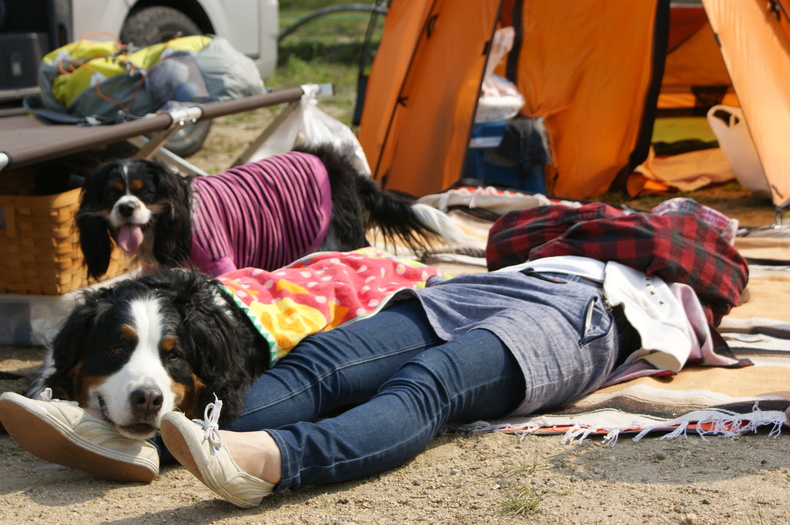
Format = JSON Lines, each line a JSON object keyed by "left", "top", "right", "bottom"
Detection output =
{"left": 28, "top": 34, "right": 263, "bottom": 125}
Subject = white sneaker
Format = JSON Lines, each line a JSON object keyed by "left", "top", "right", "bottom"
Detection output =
{"left": 0, "top": 391, "right": 159, "bottom": 483}
{"left": 160, "top": 399, "right": 274, "bottom": 508}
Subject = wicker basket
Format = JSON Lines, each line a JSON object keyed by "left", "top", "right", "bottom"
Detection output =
{"left": 0, "top": 186, "right": 135, "bottom": 295}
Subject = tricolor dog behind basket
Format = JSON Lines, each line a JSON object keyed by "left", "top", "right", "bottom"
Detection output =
{"left": 76, "top": 143, "right": 456, "bottom": 278}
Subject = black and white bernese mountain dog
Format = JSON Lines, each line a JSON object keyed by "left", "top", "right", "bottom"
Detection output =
{"left": 29, "top": 269, "right": 266, "bottom": 440}
{"left": 76, "top": 143, "right": 455, "bottom": 279}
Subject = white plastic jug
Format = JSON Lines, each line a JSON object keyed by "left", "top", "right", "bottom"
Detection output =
{"left": 706, "top": 105, "right": 770, "bottom": 197}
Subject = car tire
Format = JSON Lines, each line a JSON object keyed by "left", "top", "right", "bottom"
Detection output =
{"left": 120, "top": 6, "right": 201, "bottom": 47}
{"left": 121, "top": 6, "right": 212, "bottom": 157}
{"left": 161, "top": 120, "right": 213, "bottom": 157}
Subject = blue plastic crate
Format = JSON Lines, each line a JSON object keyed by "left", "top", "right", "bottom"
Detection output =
{"left": 462, "top": 121, "right": 547, "bottom": 194}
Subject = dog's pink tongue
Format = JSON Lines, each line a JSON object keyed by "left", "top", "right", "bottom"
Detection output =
{"left": 117, "top": 224, "right": 144, "bottom": 253}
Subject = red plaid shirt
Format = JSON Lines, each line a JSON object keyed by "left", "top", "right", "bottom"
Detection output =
{"left": 486, "top": 202, "right": 748, "bottom": 326}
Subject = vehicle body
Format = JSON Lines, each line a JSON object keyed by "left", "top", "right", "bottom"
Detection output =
{"left": 1, "top": 0, "right": 278, "bottom": 103}
{"left": 0, "top": 0, "right": 278, "bottom": 154}
{"left": 75, "top": 0, "right": 278, "bottom": 77}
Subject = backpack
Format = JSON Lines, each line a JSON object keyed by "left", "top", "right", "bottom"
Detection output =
{"left": 24, "top": 35, "right": 265, "bottom": 125}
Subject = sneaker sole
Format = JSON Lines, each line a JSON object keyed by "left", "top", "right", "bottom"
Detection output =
{"left": 0, "top": 396, "right": 157, "bottom": 483}
{"left": 160, "top": 416, "right": 259, "bottom": 508}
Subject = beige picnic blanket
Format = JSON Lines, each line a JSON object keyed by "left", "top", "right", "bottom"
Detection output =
{"left": 372, "top": 205, "right": 790, "bottom": 441}
{"left": 464, "top": 235, "right": 790, "bottom": 441}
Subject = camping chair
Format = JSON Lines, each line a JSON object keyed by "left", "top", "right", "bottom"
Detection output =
{"left": 0, "top": 83, "right": 333, "bottom": 177}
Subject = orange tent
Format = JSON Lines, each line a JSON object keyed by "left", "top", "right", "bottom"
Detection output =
{"left": 657, "top": 4, "right": 738, "bottom": 113}
{"left": 358, "top": 0, "right": 501, "bottom": 199}
{"left": 704, "top": 0, "right": 790, "bottom": 208}
{"left": 358, "top": 0, "right": 790, "bottom": 208}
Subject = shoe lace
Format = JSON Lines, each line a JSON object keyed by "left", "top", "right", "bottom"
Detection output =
{"left": 37, "top": 388, "right": 78, "bottom": 406}
{"left": 193, "top": 393, "right": 223, "bottom": 449}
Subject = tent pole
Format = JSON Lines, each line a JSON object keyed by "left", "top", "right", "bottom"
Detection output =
{"left": 775, "top": 207, "right": 787, "bottom": 228}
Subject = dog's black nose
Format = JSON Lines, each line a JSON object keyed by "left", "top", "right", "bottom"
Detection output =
{"left": 130, "top": 388, "right": 164, "bottom": 413}
{"left": 117, "top": 202, "right": 137, "bottom": 218}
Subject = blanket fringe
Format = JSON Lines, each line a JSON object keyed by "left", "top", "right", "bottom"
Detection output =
{"left": 632, "top": 401, "right": 786, "bottom": 444}
{"left": 561, "top": 425, "right": 600, "bottom": 444}
{"left": 457, "top": 420, "right": 541, "bottom": 435}
{"left": 459, "top": 402, "right": 787, "bottom": 445}
{"left": 602, "top": 428, "right": 621, "bottom": 447}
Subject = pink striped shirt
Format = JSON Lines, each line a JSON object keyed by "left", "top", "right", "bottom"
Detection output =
{"left": 189, "top": 152, "right": 333, "bottom": 276}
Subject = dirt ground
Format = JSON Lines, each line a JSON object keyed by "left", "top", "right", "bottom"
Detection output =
{"left": 1, "top": 119, "right": 789, "bottom": 524}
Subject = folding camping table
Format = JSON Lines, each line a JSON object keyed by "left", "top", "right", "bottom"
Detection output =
{"left": 0, "top": 83, "right": 333, "bottom": 176}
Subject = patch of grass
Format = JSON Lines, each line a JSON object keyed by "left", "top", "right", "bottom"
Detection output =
{"left": 495, "top": 488, "right": 541, "bottom": 516}
{"left": 266, "top": 54, "right": 359, "bottom": 124}
{"left": 278, "top": 40, "right": 369, "bottom": 66}
{"left": 493, "top": 454, "right": 545, "bottom": 516}
{"left": 203, "top": 1, "right": 373, "bottom": 157}
{"left": 218, "top": 109, "right": 270, "bottom": 127}
{"left": 266, "top": 1, "right": 382, "bottom": 127}
{"left": 522, "top": 454, "right": 540, "bottom": 475}
{"left": 507, "top": 454, "right": 540, "bottom": 476}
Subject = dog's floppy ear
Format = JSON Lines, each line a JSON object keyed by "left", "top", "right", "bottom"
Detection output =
{"left": 77, "top": 163, "right": 116, "bottom": 280}
{"left": 43, "top": 288, "right": 109, "bottom": 400}
{"left": 149, "top": 162, "right": 193, "bottom": 267}
{"left": 78, "top": 215, "right": 114, "bottom": 280}
{"left": 169, "top": 271, "right": 259, "bottom": 420}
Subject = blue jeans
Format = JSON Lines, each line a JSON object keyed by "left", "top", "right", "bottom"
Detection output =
{"left": 224, "top": 300, "right": 526, "bottom": 492}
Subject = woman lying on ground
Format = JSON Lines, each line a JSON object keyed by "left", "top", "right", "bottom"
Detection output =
{"left": 0, "top": 201, "right": 747, "bottom": 509}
